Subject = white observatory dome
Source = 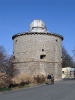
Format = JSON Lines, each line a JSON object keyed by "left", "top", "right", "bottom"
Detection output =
{"left": 28, "top": 20, "right": 47, "bottom": 33}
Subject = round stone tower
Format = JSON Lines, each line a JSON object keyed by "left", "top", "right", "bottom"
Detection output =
{"left": 12, "top": 20, "right": 63, "bottom": 81}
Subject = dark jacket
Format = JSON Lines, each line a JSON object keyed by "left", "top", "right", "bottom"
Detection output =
{"left": 47, "top": 75, "right": 51, "bottom": 79}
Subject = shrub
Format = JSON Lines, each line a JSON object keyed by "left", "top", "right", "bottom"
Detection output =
{"left": 10, "top": 73, "right": 47, "bottom": 88}
{"left": 0, "top": 71, "right": 12, "bottom": 88}
{"left": 11, "top": 73, "right": 34, "bottom": 85}
{"left": 34, "top": 75, "right": 47, "bottom": 83}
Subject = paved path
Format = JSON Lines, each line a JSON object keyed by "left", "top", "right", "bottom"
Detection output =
{"left": 0, "top": 79, "right": 75, "bottom": 100}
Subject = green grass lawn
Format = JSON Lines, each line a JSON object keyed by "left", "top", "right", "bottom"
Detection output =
{"left": 0, "top": 87, "right": 11, "bottom": 92}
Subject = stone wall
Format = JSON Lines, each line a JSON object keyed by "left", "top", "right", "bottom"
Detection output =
{"left": 12, "top": 33, "right": 63, "bottom": 81}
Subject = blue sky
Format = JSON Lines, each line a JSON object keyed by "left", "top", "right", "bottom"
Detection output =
{"left": 0, "top": 0, "right": 75, "bottom": 59}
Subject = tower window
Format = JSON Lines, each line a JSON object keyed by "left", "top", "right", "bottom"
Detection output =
{"left": 15, "top": 40, "right": 17, "bottom": 43}
{"left": 40, "top": 55, "right": 46, "bottom": 59}
{"left": 13, "top": 56, "right": 15, "bottom": 60}
{"left": 62, "top": 71, "right": 64, "bottom": 74}
{"left": 56, "top": 39, "right": 58, "bottom": 42}
{"left": 42, "top": 49, "right": 44, "bottom": 52}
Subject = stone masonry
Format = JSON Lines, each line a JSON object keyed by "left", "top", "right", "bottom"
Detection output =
{"left": 12, "top": 20, "right": 63, "bottom": 81}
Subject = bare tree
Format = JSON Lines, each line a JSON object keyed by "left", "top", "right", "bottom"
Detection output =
{"left": 0, "top": 45, "right": 18, "bottom": 76}
{"left": 0, "top": 45, "right": 7, "bottom": 72}
{"left": 72, "top": 47, "right": 75, "bottom": 60}
{"left": 72, "top": 47, "right": 75, "bottom": 67}
{"left": 62, "top": 46, "right": 73, "bottom": 68}
{"left": 6, "top": 55, "right": 18, "bottom": 76}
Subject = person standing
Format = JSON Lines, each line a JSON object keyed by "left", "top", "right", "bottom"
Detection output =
{"left": 51, "top": 74, "right": 54, "bottom": 84}
{"left": 70, "top": 71, "right": 71, "bottom": 77}
{"left": 74, "top": 71, "right": 75, "bottom": 78}
{"left": 47, "top": 74, "right": 51, "bottom": 84}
